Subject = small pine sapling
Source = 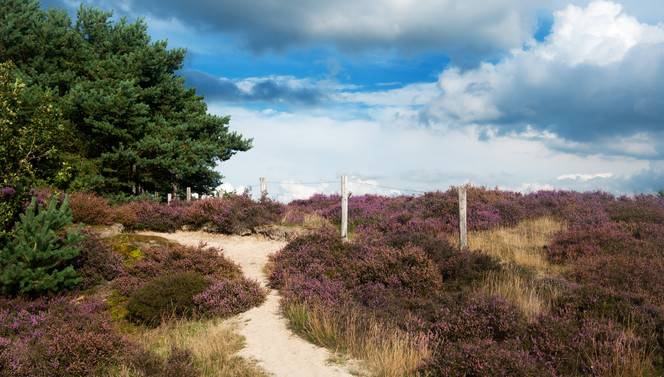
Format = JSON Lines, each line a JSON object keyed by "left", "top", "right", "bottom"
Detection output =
{"left": 0, "top": 195, "right": 87, "bottom": 295}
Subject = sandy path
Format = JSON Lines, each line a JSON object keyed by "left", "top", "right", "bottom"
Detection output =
{"left": 138, "top": 231, "right": 361, "bottom": 377}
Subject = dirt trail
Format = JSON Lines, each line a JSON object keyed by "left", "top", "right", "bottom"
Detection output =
{"left": 138, "top": 231, "right": 363, "bottom": 377}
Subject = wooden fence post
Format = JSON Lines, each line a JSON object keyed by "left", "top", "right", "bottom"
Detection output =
{"left": 458, "top": 187, "right": 468, "bottom": 250}
{"left": 260, "top": 177, "right": 267, "bottom": 198}
{"left": 341, "top": 175, "right": 348, "bottom": 240}
{"left": 186, "top": 187, "right": 191, "bottom": 201}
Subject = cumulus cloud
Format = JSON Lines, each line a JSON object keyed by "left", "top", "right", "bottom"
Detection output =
{"left": 424, "top": 0, "right": 664, "bottom": 157}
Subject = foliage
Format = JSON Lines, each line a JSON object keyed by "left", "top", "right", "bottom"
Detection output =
{"left": 0, "top": 185, "right": 25, "bottom": 249}
{"left": 71, "top": 231, "right": 124, "bottom": 290}
{"left": 112, "top": 243, "right": 241, "bottom": 297}
{"left": 65, "top": 190, "right": 286, "bottom": 234}
{"left": 126, "top": 272, "right": 211, "bottom": 327}
{"left": 0, "top": 295, "right": 201, "bottom": 376}
{"left": 0, "top": 295, "right": 131, "bottom": 376}
{"left": 194, "top": 278, "right": 267, "bottom": 318}
{"left": 270, "top": 187, "right": 664, "bottom": 376}
{"left": 0, "top": 0, "right": 251, "bottom": 195}
{"left": 0, "top": 195, "right": 86, "bottom": 295}
{"left": 68, "top": 191, "right": 115, "bottom": 225}
{"left": 0, "top": 61, "right": 65, "bottom": 190}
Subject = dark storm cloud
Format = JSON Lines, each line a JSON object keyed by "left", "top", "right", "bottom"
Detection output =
{"left": 70, "top": 0, "right": 542, "bottom": 60}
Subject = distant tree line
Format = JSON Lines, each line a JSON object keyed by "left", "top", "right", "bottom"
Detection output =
{"left": 0, "top": 0, "right": 252, "bottom": 196}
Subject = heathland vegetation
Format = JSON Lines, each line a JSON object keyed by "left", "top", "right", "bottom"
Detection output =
{"left": 1, "top": 186, "right": 663, "bottom": 376}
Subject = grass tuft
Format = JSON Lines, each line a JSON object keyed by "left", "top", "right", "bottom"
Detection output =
{"left": 284, "top": 301, "right": 430, "bottom": 377}
{"left": 130, "top": 318, "right": 271, "bottom": 377}
{"left": 470, "top": 217, "right": 568, "bottom": 320}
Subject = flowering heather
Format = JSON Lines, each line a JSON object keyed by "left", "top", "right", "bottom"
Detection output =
{"left": 68, "top": 191, "right": 115, "bottom": 225}
{"left": 0, "top": 296, "right": 131, "bottom": 376}
{"left": 72, "top": 231, "right": 124, "bottom": 289}
{"left": 194, "top": 277, "right": 267, "bottom": 318}
{"left": 113, "top": 243, "right": 241, "bottom": 297}
{"left": 0, "top": 187, "right": 16, "bottom": 197}
{"left": 271, "top": 187, "right": 664, "bottom": 375}
{"left": 63, "top": 190, "right": 286, "bottom": 234}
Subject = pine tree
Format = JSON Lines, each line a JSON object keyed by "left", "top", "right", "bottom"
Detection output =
{"left": 0, "top": 195, "right": 86, "bottom": 295}
{"left": 0, "top": 1, "right": 252, "bottom": 195}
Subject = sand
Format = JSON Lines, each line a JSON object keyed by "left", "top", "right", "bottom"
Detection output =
{"left": 138, "top": 231, "right": 364, "bottom": 377}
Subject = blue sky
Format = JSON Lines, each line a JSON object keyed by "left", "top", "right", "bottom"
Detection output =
{"left": 42, "top": 0, "right": 664, "bottom": 200}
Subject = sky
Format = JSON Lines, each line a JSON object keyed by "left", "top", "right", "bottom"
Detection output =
{"left": 41, "top": 0, "right": 664, "bottom": 201}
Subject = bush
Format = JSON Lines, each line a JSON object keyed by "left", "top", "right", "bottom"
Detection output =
{"left": 571, "top": 254, "right": 664, "bottom": 304}
{"left": 0, "top": 296, "right": 131, "bottom": 376}
{"left": 547, "top": 225, "right": 637, "bottom": 263}
{"left": 126, "top": 272, "right": 211, "bottom": 327}
{"left": 113, "top": 243, "right": 241, "bottom": 297}
{"left": 553, "top": 286, "right": 664, "bottom": 357}
{"left": 0, "top": 195, "right": 86, "bottom": 295}
{"left": 72, "top": 231, "right": 124, "bottom": 289}
{"left": 431, "top": 293, "right": 526, "bottom": 343}
{"left": 68, "top": 191, "right": 114, "bottom": 225}
{"left": 526, "top": 312, "right": 635, "bottom": 376}
{"left": 423, "top": 338, "right": 547, "bottom": 377}
{"left": 194, "top": 278, "right": 267, "bottom": 318}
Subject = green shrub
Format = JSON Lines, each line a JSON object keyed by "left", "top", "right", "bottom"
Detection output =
{"left": 0, "top": 195, "right": 86, "bottom": 295}
{"left": 126, "top": 272, "right": 211, "bottom": 327}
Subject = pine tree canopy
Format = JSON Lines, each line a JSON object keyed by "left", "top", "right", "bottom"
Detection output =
{"left": 0, "top": 0, "right": 252, "bottom": 195}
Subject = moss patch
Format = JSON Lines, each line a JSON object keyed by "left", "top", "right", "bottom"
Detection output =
{"left": 107, "top": 234, "right": 173, "bottom": 265}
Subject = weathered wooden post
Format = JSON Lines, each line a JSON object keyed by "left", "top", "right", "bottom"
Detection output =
{"left": 341, "top": 175, "right": 348, "bottom": 240}
{"left": 260, "top": 177, "right": 267, "bottom": 198}
{"left": 458, "top": 187, "right": 468, "bottom": 250}
{"left": 186, "top": 187, "right": 191, "bottom": 202}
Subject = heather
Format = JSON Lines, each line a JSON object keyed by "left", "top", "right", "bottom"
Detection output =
{"left": 0, "top": 193, "right": 272, "bottom": 375}
{"left": 270, "top": 188, "right": 664, "bottom": 376}
{"left": 65, "top": 190, "right": 286, "bottom": 234}
{"left": 2, "top": 185, "right": 664, "bottom": 376}
{"left": 0, "top": 291, "right": 208, "bottom": 377}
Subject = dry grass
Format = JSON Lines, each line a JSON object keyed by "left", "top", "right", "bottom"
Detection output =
{"left": 128, "top": 318, "right": 270, "bottom": 377}
{"left": 610, "top": 328, "right": 657, "bottom": 377}
{"left": 285, "top": 301, "right": 431, "bottom": 377}
{"left": 280, "top": 209, "right": 330, "bottom": 229}
{"left": 461, "top": 217, "right": 569, "bottom": 321}
{"left": 301, "top": 213, "right": 329, "bottom": 229}
{"left": 468, "top": 217, "right": 566, "bottom": 277}
{"left": 483, "top": 269, "right": 553, "bottom": 321}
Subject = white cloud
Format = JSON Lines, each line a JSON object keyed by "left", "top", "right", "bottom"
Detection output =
{"left": 276, "top": 181, "right": 335, "bottom": 202}
{"left": 543, "top": 1, "right": 660, "bottom": 66}
{"left": 424, "top": 0, "right": 664, "bottom": 157}
{"left": 336, "top": 82, "right": 438, "bottom": 107}
{"left": 557, "top": 172, "right": 613, "bottom": 181}
{"left": 508, "top": 182, "right": 556, "bottom": 193}
{"left": 209, "top": 101, "right": 654, "bottom": 198}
